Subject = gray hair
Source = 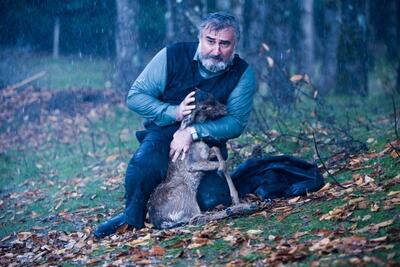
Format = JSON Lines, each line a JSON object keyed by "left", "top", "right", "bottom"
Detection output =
{"left": 198, "top": 12, "right": 240, "bottom": 44}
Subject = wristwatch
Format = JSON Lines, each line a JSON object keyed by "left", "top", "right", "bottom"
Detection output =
{"left": 189, "top": 126, "right": 199, "bottom": 141}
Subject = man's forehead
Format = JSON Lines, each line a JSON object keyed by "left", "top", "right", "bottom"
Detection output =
{"left": 202, "top": 26, "right": 235, "bottom": 41}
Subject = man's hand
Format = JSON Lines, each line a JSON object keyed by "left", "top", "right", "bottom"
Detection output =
{"left": 169, "top": 127, "right": 193, "bottom": 162}
{"left": 176, "top": 91, "right": 196, "bottom": 121}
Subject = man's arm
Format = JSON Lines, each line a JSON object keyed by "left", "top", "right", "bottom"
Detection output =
{"left": 193, "top": 66, "right": 257, "bottom": 141}
{"left": 126, "top": 48, "right": 178, "bottom": 127}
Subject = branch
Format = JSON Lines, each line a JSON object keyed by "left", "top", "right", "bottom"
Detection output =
{"left": 392, "top": 93, "right": 399, "bottom": 140}
{"left": 184, "top": 10, "right": 201, "bottom": 28}
{"left": 4, "top": 71, "right": 47, "bottom": 91}
{"left": 312, "top": 133, "right": 346, "bottom": 189}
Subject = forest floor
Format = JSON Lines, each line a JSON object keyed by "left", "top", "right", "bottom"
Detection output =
{"left": 0, "top": 58, "right": 399, "bottom": 266}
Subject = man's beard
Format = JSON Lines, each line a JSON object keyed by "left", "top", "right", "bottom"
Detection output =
{"left": 198, "top": 48, "right": 235, "bottom": 73}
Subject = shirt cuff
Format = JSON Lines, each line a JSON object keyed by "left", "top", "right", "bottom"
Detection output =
{"left": 164, "top": 105, "right": 178, "bottom": 123}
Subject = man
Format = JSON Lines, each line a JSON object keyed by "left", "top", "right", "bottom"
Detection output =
{"left": 94, "top": 12, "right": 256, "bottom": 238}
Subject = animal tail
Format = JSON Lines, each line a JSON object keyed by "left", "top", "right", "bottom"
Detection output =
{"left": 189, "top": 202, "right": 262, "bottom": 225}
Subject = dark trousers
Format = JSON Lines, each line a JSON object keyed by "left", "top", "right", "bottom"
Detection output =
{"left": 124, "top": 134, "right": 232, "bottom": 228}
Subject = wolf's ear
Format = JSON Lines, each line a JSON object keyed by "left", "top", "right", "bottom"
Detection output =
{"left": 194, "top": 87, "right": 216, "bottom": 104}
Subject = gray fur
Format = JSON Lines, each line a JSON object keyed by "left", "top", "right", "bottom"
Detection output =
{"left": 148, "top": 90, "right": 227, "bottom": 229}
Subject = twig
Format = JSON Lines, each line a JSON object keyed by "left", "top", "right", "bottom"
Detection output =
{"left": 312, "top": 133, "right": 346, "bottom": 189}
{"left": 4, "top": 71, "right": 46, "bottom": 91}
{"left": 392, "top": 93, "right": 399, "bottom": 140}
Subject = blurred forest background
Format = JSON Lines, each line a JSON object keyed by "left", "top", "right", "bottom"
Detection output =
{"left": 1, "top": 1, "right": 400, "bottom": 265}
{"left": 1, "top": 0, "right": 399, "bottom": 96}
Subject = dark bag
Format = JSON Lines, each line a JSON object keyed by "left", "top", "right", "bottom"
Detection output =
{"left": 231, "top": 155, "right": 325, "bottom": 199}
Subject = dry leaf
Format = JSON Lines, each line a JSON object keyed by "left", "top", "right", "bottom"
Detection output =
{"left": 390, "top": 150, "right": 399, "bottom": 158}
{"left": 266, "top": 56, "right": 274, "bottom": 68}
{"left": 128, "top": 234, "right": 151, "bottom": 247}
{"left": 105, "top": 154, "right": 118, "bottom": 162}
{"left": 150, "top": 245, "right": 166, "bottom": 256}
{"left": 388, "top": 190, "right": 400, "bottom": 196}
{"left": 370, "top": 236, "right": 387, "bottom": 242}
{"left": 262, "top": 43, "right": 270, "bottom": 51}
{"left": 187, "top": 236, "right": 213, "bottom": 249}
{"left": 288, "top": 196, "right": 301, "bottom": 204}
{"left": 370, "top": 203, "right": 379, "bottom": 212}
{"left": 304, "top": 74, "right": 311, "bottom": 84}
{"left": 290, "top": 74, "right": 303, "bottom": 82}
{"left": 246, "top": 229, "right": 263, "bottom": 235}
{"left": 313, "top": 90, "right": 318, "bottom": 99}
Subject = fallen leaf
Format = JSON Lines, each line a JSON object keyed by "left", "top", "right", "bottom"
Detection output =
{"left": 288, "top": 196, "right": 301, "bottom": 204}
{"left": 388, "top": 190, "right": 400, "bottom": 196}
{"left": 17, "top": 232, "right": 32, "bottom": 241}
{"left": 293, "top": 231, "right": 307, "bottom": 239}
{"left": 105, "top": 154, "right": 118, "bottom": 162}
{"left": 309, "top": 238, "right": 331, "bottom": 252}
{"left": 262, "top": 43, "right": 270, "bottom": 51}
{"left": 370, "top": 203, "right": 379, "bottom": 212}
{"left": 266, "top": 57, "right": 274, "bottom": 67}
{"left": 246, "top": 229, "right": 262, "bottom": 235}
{"left": 187, "top": 236, "right": 213, "bottom": 249}
{"left": 304, "top": 74, "right": 311, "bottom": 84}
{"left": 352, "top": 219, "right": 394, "bottom": 233}
{"left": 128, "top": 234, "right": 151, "bottom": 247}
{"left": 150, "top": 245, "right": 165, "bottom": 256}
{"left": 362, "top": 214, "right": 371, "bottom": 221}
{"left": 290, "top": 74, "right": 303, "bottom": 82}
{"left": 370, "top": 236, "right": 387, "bottom": 242}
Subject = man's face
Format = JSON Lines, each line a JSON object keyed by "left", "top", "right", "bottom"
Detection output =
{"left": 198, "top": 26, "right": 236, "bottom": 72}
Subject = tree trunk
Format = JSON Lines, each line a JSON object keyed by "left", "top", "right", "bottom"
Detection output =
{"left": 114, "top": 0, "right": 141, "bottom": 95}
{"left": 336, "top": 0, "right": 368, "bottom": 95}
{"left": 319, "top": 0, "right": 340, "bottom": 95}
{"left": 241, "top": 0, "right": 267, "bottom": 77}
{"left": 52, "top": 17, "right": 60, "bottom": 59}
{"left": 300, "top": 0, "right": 315, "bottom": 78}
{"left": 215, "top": 0, "right": 230, "bottom": 11}
{"left": 397, "top": 61, "right": 400, "bottom": 93}
{"left": 165, "top": 0, "right": 196, "bottom": 44}
{"left": 263, "top": 0, "right": 296, "bottom": 108}
{"left": 165, "top": 0, "right": 175, "bottom": 43}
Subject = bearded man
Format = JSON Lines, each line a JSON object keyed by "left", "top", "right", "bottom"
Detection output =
{"left": 94, "top": 11, "right": 256, "bottom": 238}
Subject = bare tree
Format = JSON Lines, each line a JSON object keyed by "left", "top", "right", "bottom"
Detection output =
{"left": 336, "top": 0, "right": 368, "bottom": 95}
{"left": 114, "top": 0, "right": 141, "bottom": 95}
{"left": 318, "top": 0, "right": 340, "bottom": 95}
{"left": 165, "top": 0, "right": 196, "bottom": 44}
{"left": 300, "top": 0, "right": 315, "bottom": 78}
{"left": 52, "top": 17, "right": 60, "bottom": 59}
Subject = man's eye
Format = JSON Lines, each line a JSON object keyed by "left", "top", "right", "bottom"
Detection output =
{"left": 207, "top": 40, "right": 215, "bottom": 44}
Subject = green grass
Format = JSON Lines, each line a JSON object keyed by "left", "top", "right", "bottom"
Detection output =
{"left": 0, "top": 52, "right": 114, "bottom": 89}
{"left": 0, "top": 55, "right": 399, "bottom": 265}
{"left": 29, "top": 55, "right": 114, "bottom": 89}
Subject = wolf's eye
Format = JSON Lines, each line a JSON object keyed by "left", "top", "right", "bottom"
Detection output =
{"left": 200, "top": 105, "right": 208, "bottom": 110}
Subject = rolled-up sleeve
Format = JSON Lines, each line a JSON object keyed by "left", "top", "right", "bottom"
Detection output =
{"left": 126, "top": 48, "right": 177, "bottom": 126}
{"left": 193, "top": 66, "right": 257, "bottom": 141}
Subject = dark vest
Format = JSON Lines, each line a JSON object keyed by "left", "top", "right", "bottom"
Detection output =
{"left": 137, "top": 42, "right": 248, "bottom": 146}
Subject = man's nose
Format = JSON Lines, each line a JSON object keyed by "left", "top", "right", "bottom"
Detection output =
{"left": 211, "top": 44, "right": 222, "bottom": 55}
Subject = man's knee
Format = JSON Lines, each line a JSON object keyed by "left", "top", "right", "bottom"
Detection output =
{"left": 125, "top": 141, "right": 169, "bottom": 195}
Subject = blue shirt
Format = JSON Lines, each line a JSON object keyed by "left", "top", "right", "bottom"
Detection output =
{"left": 126, "top": 46, "right": 256, "bottom": 142}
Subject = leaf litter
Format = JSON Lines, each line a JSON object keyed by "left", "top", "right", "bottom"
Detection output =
{"left": 0, "top": 88, "right": 399, "bottom": 265}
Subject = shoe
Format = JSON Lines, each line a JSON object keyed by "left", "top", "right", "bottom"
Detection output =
{"left": 93, "top": 213, "right": 129, "bottom": 238}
